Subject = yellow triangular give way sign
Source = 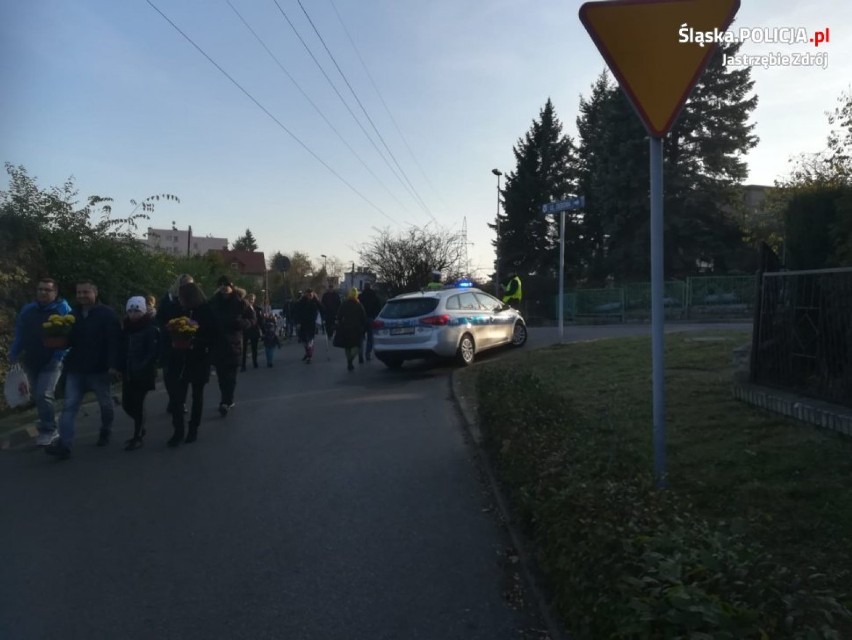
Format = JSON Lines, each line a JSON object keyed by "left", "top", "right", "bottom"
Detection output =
{"left": 579, "top": 0, "right": 740, "bottom": 136}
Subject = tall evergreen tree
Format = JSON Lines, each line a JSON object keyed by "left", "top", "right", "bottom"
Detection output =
{"left": 575, "top": 42, "right": 758, "bottom": 281}
{"left": 576, "top": 73, "right": 648, "bottom": 283}
{"left": 233, "top": 228, "right": 258, "bottom": 251}
{"left": 664, "top": 41, "right": 758, "bottom": 275}
{"left": 492, "top": 99, "right": 577, "bottom": 278}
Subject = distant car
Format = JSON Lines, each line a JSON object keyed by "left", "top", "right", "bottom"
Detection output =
{"left": 371, "top": 286, "right": 527, "bottom": 368}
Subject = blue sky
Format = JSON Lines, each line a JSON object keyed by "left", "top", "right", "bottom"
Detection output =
{"left": 1, "top": 0, "right": 850, "bottom": 280}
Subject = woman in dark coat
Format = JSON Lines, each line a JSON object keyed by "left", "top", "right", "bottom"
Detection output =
{"left": 209, "top": 278, "right": 255, "bottom": 417}
{"left": 293, "top": 288, "right": 324, "bottom": 363}
{"left": 335, "top": 288, "right": 368, "bottom": 372}
{"left": 118, "top": 296, "right": 160, "bottom": 450}
{"left": 166, "top": 282, "right": 220, "bottom": 447}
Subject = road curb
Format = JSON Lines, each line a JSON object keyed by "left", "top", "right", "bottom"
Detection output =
{"left": 450, "top": 370, "right": 569, "bottom": 640}
{"left": 0, "top": 384, "right": 123, "bottom": 451}
{"left": 0, "top": 421, "right": 38, "bottom": 450}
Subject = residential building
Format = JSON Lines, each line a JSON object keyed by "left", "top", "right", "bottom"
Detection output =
{"left": 146, "top": 227, "right": 227, "bottom": 256}
{"left": 209, "top": 249, "right": 267, "bottom": 287}
{"left": 340, "top": 268, "right": 376, "bottom": 292}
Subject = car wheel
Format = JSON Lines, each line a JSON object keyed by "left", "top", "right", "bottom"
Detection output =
{"left": 457, "top": 333, "right": 475, "bottom": 366}
{"left": 511, "top": 322, "right": 528, "bottom": 347}
{"left": 383, "top": 358, "right": 403, "bottom": 370}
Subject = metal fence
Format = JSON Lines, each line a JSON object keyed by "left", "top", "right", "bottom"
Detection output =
{"left": 553, "top": 275, "right": 756, "bottom": 322}
{"left": 686, "top": 275, "right": 756, "bottom": 319}
{"left": 751, "top": 267, "right": 852, "bottom": 408}
{"left": 625, "top": 281, "right": 688, "bottom": 320}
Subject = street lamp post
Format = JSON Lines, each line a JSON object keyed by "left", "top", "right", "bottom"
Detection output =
{"left": 263, "top": 269, "right": 270, "bottom": 311}
{"left": 491, "top": 168, "right": 503, "bottom": 297}
{"left": 320, "top": 254, "right": 328, "bottom": 279}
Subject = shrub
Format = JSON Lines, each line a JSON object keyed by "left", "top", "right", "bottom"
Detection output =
{"left": 477, "top": 368, "right": 850, "bottom": 639}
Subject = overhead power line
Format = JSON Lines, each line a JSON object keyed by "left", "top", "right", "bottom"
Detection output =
{"left": 270, "top": 0, "right": 418, "bottom": 215}
{"left": 144, "top": 0, "right": 399, "bottom": 226}
{"left": 327, "top": 0, "right": 449, "bottom": 212}
{"left": 225, "top": 0, "right": 410, "bottom": 214}
{"left": 295, "top": 0, "right": 435, "bottom": 222}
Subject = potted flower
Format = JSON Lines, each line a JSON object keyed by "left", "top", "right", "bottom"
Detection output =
{"left": 166, "top": 316, "right": 199, "bottom": 349}
{"left": 41, "top": 314, "right": 75, "bottom": 349}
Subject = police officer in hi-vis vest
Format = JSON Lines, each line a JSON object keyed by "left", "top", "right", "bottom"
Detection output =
{"left": 500, "top": 272, "right": 522, "bottom": 307}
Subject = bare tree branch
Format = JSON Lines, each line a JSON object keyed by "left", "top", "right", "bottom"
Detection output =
{"left": 359, "top": 225, "right": 465, "bottom": 294}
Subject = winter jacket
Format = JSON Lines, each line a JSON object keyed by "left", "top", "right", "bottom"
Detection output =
{"left": 358, "top": 288, "right": 382, "bottom": 318}
{"left": 293, "top": 296, "right": 324, "bottom": 340}
{"left": 245, "top": 305, "right": 262, "bottom": 339}
{"left": 166, "top": 302, "right": 220, "bottom": 384}
{"left": 209, "top": 291, "right": 255, "bottom": 367}
{"left": 321, "top": 291, "right": 342, "bottom": 320}
{"left": 261, "top": 320, "right": 280, "bottom": 348}
{"left": 63, "top": 304, "right": 121, "bottom": 375}
{"left": 294, "top": 296, "right": 323, "bottom": 326}
{"left": 9, "top": 297, "right": 73, "bottom": 372}
{"left": 335, "top": 298, "right": 367, "bottom": 349}
{"left": 118, "top": 315, "right": 160, "bottom": 390}
{"left": 156, "top": 291, "right": 184, "bottom": 367}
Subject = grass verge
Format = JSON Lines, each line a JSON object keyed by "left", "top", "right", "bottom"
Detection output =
{"left": 462, "top": 330, "right": 852, "bottom": 639}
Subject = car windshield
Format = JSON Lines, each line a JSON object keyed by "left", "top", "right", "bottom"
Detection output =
{"left": 380, "top": 298, "right": 440, "bottom": 319}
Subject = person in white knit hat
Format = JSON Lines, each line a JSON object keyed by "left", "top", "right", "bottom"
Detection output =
{"left": 116, "top": 296, "right": 160, "bottom": 450}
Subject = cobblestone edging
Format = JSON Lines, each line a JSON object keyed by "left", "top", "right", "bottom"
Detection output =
{"left": 0, "top": 383, "right": 124, "bottom": 450}
{"left": 732, "top": 382, "right": 852, "bottom": 437}
{"left": 0, "top": 423, "right": 38, "bottom": 450}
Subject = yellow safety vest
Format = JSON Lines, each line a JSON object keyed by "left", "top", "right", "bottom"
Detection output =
{"left": 501, "top": 276, "right": 522, "bottom": 304}
{"left": 425, "top": 282, "right": 443, "bottom": 290}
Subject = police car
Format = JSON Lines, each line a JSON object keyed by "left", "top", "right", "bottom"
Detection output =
{"left": 371, "top": 283, "right": 527, "bottom": 368}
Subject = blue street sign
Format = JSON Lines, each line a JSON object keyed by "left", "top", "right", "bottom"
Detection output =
{"left": 541, "top": 196, "right": 585, "bottom": 215}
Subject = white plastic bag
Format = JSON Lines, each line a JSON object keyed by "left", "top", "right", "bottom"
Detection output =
{"left": 4, "top": 364, "right": 31, "bottom": 408}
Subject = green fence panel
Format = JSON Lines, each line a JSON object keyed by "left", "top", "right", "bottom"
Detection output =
{"left": 686, "top": 275, "right": 757, "bottom": 319}
{"left": 553, "top": 292, "right": 577, "bottom": 320}
{"left": 624, "top": 281, "right": 687, "bottom": 319}
{"left": 552, "top": 276, "right": 758, "bottom": 324}
{"left": 573, "top": 288, "right": 625, "bottom": 320}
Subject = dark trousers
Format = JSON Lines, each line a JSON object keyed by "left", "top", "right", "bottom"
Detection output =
{"left": 242, "top": 334, "right": 259, "bottom": 368}
{"left": 216, "top": 364, "right": 239, "bottom": 405}
{"left": 324, "top": 314, "right": 336, "bottom": 338}
{"left": 121, "top": 380, "right": 150, "bottom": 438}
{"left": 164, "top": 367, "right": 182, "bottom": 413}
{"left": 171, "top": 379, "right": 206, "bottom": 436}
{"left": 365, "top": 317, "right": 375, "bottom": 356}
{"left": 298, "top": 327, "right": 316, "bottom": 358}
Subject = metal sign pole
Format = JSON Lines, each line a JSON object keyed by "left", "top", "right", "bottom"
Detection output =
{"left": 650, "top": 136, "right": 666, "bottom": 488}
{"left": 559, "top": 210, "right": 565, "bottom": 341}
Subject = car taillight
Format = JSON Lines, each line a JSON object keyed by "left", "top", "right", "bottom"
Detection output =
{"left": 371, "top": 319, "right": 384, "bottom": 329}
{"left": 420, "top": 315, "right": 450, "bottom": 326}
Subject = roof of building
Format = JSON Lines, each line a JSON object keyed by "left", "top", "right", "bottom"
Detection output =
{"left": 212, "top": 249, "right": 267, "bottom": 275}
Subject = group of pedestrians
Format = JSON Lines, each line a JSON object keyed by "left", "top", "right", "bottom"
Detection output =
{"left": 284, "top": 283, "right": 381, "bottom": 370}
{"left": 8, "top": 274, "right": 385, "bottom": 460}
{"left": 9, "top": 274, "right": 269, "bottom": 459}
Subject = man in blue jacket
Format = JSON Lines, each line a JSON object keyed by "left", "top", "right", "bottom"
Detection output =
{"left": 46, "top": 280, "right": 120, "bottom": 460}
{"left": 8, "top": 278, "right": 72, "bottom": 446}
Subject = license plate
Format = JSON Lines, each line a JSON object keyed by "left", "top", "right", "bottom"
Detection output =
{"left": 390, "top": 326, "right": 415, "bottom": 335}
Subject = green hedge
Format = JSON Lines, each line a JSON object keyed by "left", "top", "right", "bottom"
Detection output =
{"left": 477, "top": 368, "right": 850, "bottom": 639}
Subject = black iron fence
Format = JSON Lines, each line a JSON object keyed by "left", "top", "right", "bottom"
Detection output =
{"left": 751, "top": 267, "right": 852, "bottom": 408}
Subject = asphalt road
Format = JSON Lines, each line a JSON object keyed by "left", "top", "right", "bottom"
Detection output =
{"left": 0, "top": 337, "right": 540, "bottom": 640}
{"left": 0, "top": 322, "right": 749, "bottom": 639}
